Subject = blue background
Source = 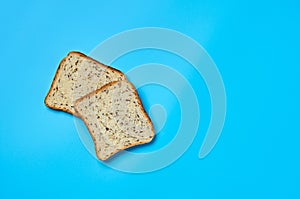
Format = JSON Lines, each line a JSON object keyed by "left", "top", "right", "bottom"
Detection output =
{"left": 1, "top": 0, "right": 299, "bottom": 198}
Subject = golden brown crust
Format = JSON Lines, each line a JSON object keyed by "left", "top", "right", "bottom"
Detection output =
{"left": 44, "top": 51, "right": 125, "bottom": 116}
{"left": 74, "top": 80, "right": 155, "bottom": 161}
{"left": 68, "top": 51, "right": 125, "bottom": 77}
{"left": 45, "top": 52, "right": 154, "bottom": 160}
{"left": 44, "top": 56, "right": 73, "bottom": 114}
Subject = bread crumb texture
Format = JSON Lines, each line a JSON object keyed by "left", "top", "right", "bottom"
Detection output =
{"left": 75, "top": 80, "right": 155, "bottom": 160}
{"left": 45, "top": 52, "right": 124, "bottom": 115}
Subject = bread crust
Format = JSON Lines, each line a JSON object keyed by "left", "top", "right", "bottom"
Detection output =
{"left": 74, "top": 80, "right": 155, "bottom": 161}
{"left": 45, "top": 52, "right": 154, "bottom": 160}
{"left": 44, "top": 51, "right": 125, "bottom": 116}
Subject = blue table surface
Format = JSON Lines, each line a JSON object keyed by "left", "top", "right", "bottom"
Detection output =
{"left": 1, "top": 0, "right": 299, "bottom": 198}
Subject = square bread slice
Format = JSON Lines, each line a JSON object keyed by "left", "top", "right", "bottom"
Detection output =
{"left": 44, "top": 51, "right": 125, "bottom": 115}
{"left": 74, "top": 80, "right": 155, "bottom": 161}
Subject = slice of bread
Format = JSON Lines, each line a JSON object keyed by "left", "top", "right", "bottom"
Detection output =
{"left": 74, "top": 80, "right": 155, "bottom": 160}
{"left": 44, "top": 52, "right": 125, "bottom": 115}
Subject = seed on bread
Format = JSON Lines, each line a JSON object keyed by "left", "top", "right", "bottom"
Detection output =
{"left": 44, "top": 51, "right": 125, "bottom": 115}
{"left": 74, "top": 80, "right": 155, "bottom": 161}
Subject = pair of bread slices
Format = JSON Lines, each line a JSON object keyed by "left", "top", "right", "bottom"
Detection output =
{"left": 45, "top": 52, "right": 155, "bottom": 161}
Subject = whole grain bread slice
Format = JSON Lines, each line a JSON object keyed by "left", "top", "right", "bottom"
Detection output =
{"left": 74, "top": 80, "right": 155, "bottom": 161}
{"left": 44, "top": 51, "right": 125, "bottom": 115}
